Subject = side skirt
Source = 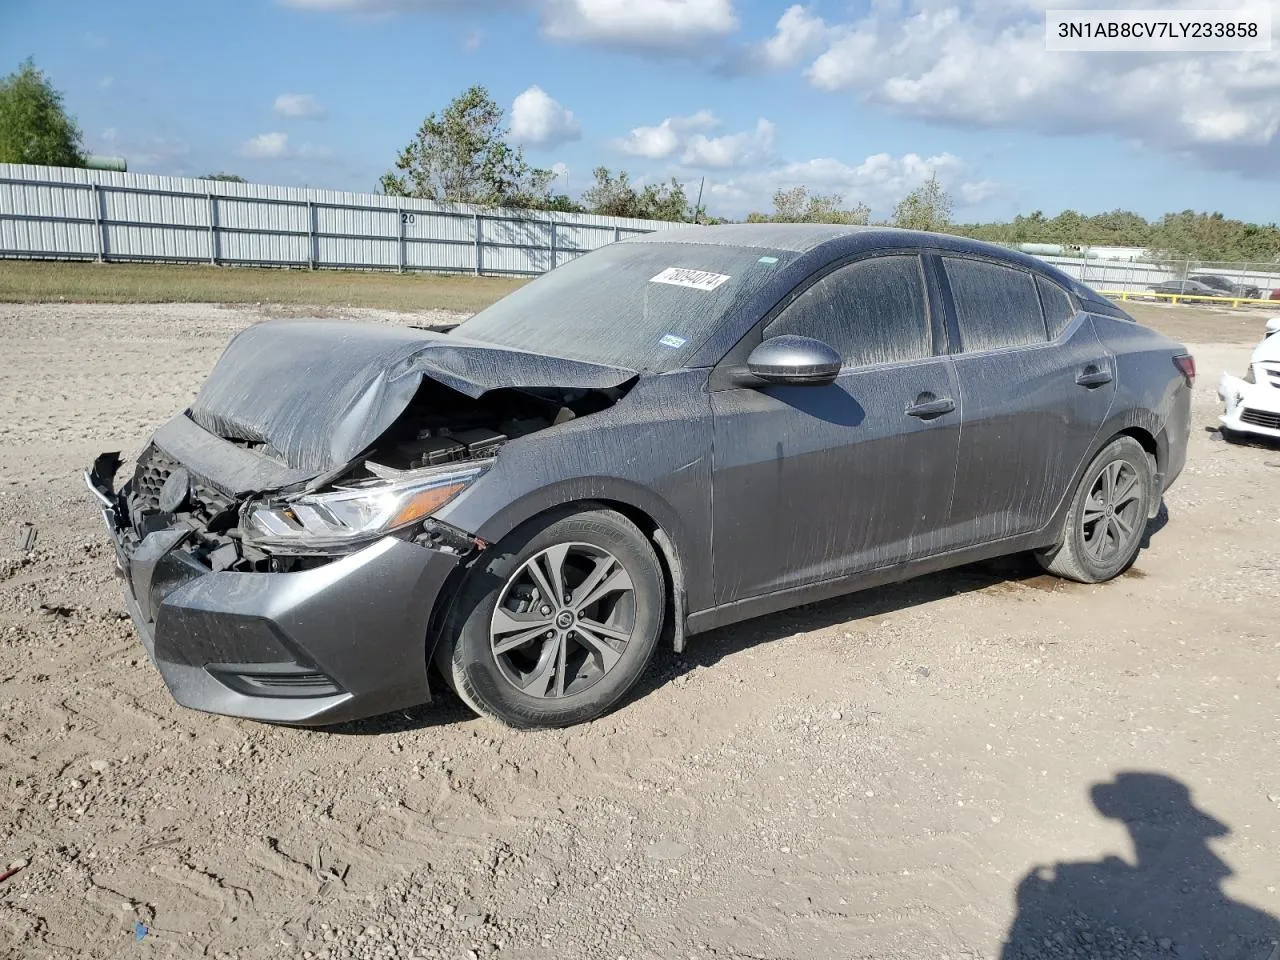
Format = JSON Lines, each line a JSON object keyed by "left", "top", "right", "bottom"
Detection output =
{"left": 685, "top": 530, "right": 1052, "bottom": 636}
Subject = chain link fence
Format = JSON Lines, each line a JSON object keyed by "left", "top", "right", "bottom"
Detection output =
{"left": 1021, "top": 252, "right": 1280, "bottom": 301}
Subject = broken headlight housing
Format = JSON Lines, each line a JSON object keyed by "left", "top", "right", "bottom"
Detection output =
{"left": 242, "top": 462, "right": 490, "bottom": 553}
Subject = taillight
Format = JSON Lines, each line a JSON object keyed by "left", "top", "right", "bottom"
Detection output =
{"left": 1173, "top": 354, "right": 1196, "bottom": 384}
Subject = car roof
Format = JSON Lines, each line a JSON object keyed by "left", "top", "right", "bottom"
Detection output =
{"left": 625, "top": 223, "right": 1093, "bottom": 294}
{"left": 628, "top": 222, "right": 1068, "bottom": 265}
{"left": 628, "top": 223, "right": 875, "bottom": 253}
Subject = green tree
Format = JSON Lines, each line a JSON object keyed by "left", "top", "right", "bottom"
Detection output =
{"left": 200, "top": 172, "right": 246, "bottom": 182}
{"left": 538, "top": 194, "right": 586, "bottom": 214}
{"left": 945, "top": 207, "right": 1280, "bottom": 262}
{"left": 1147, "top": 209, "right": 1280, "bottom": 262}
{"left": 0, "top": 59, "right": 85, "bottom": 167}
{"left": 639, "top": 178, "right": 693, "bottom": 222}
{"left": 380, "top": 85, "right": 553, "bottom": 209}
{"left": 579, "top": 167, "right": 637, "bottom": 217}
{"left": 747, "top": 185, "right": 869, "bottom": 225}
{"left": 581, "top": 167, "right": 692, "bottom": 222}
{"left": 892, "top": 171, "right": 953, "bottom": 232}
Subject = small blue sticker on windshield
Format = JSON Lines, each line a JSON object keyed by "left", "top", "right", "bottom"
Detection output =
{"left": 758, "top": 256, "right": 778, "bottom": 264}
{"left": 659, "top": 334, "right": 687, "bottom": 349}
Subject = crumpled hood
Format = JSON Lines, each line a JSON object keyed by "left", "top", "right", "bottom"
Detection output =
{"left": 187, "top": 319, "right": 637, "bottom": 476}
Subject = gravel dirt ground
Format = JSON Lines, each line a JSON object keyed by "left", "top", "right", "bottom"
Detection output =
{"left": 1, "top": 303, "right": 1278, "bottom": 960}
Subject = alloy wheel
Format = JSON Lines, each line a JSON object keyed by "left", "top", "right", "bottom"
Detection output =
{"left": 1081, "top": 459, "right": 1143, "bottom": 563}
{"left": 489, "top": 542, "right": 638, "bottom": 699}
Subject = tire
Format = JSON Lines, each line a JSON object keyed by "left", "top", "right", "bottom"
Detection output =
{"left": 436, "top": 506, "right": 665, "bottom": 729}
{"left": 1036, "top": 437, "right": 1154, "bottom": 584}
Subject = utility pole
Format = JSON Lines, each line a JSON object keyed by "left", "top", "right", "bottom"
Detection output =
{"left": 693, "top": 176, "right": 705, "bottom": 224}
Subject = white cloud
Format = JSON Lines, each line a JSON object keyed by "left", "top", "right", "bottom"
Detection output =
{"left": 610, "top": 111, "right": 718, "bottom": 159}
{"left": 463, "top": 28, "right": 483, "bottom": 51}
{"left": 273, "top": 93, "right": 328, "bottom": 119}
{"left": 282, "top": 0, "right": 735, "bottom": 53}
{"left": 541, "top": 0, "right": 737, "bottom": 51}
{"left": 705, "top": 151, "right": 1007, "bottom": 218}
{"left": 97, "top": 75, "right": 114, "bottom": 90}
{"left": 282, "top": 0, "right": 514, "bottom": 9}
{"left": 240, "top": 132, "right": 292, "bottom": 159}
{"left": 960, "top": 179, "right": 1004, "bottom": 205}
{"left": 683, "top": 118, "right": 775, "bottom": 168}
{"left": 798, "top": 0, "right": 1280, "bottom": 175}
{"left": 510, "top": 86, "right": 582, "bottom": 148}
{"left": 611, "top": 112, "right": 773, "bottom": 168}
{"left": 722, "top": 4, "right": 830, "bottom": 73}
{"left": 95, "top": 128, "right": 192, "bottom": 172}
{"left": 296, "top": 143, "right": 335, "bottom": 159}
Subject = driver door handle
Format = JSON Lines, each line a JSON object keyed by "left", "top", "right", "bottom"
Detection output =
{"left": 1076, "top": 365, "right": 1113, "bottom": 388}
{"left": 905, "top": 397, "right": 956, "bottom": 419}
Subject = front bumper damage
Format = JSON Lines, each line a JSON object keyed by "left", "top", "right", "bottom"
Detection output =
{"left": 86, "top": 452, "right": 463, "bottom": 726}
{"left": 84, "top": 320, "right": 631, "bottom": 726}
{"left": 1219, "top": 372, "right": 1280, "bottom": 440}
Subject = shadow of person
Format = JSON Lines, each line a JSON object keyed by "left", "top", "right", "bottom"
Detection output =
{"left": 1001, "top": 772, "right": 1280, "bottom": 960}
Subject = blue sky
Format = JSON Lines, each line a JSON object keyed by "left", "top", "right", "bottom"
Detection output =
{"left": 3, "top": 0, "right": 1278, "bottom": 222}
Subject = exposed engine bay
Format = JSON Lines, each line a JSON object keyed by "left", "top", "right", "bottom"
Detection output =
{"left": 342, "top": 379, "right": 620, "bottom": 480}
{"left": 115, "top": 378, "right": 626, "bottom": 577}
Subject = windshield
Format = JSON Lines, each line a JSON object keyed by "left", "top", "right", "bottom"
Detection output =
{"left": 452, "top": 240, "right": 798, "bottom": 372}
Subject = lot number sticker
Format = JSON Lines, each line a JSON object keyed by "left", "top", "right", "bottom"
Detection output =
{"left": 650, "top": 267, "right": 731, "bottom": 291}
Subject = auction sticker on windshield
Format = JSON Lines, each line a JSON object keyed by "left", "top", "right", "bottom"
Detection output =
{"left": 650, "top": 267, "right": 731, "bottom": 291}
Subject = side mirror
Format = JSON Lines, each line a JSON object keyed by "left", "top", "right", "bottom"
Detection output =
{"left": 746, "top": 335, "right": 842, "bottom": 386}
{"left": 1265, "top": 315, "right": 1280, "bottom": 335}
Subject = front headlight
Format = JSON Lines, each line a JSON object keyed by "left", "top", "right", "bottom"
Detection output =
{"left": 243, "top": 461, "right": 489, "bottom": 553}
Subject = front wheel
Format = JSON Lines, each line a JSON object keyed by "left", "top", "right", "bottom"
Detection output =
{"left": 437, "top": 507, "right": 665, "bottom": 729}
{"left": 1036, "top": 437, "right": 1153, "bottom": 583}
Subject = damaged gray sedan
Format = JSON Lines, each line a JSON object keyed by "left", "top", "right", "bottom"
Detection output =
{"left": 88, "top": 224, "right": 1193, "bottom": 728}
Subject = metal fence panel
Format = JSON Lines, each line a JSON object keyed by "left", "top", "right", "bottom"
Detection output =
{"left": 1043, "top": 255, "right": 1280, "bottom": 296}
{"left": 217, "top": 196, "right": 309, "bottom": 233}
{"left": 17, "top": 165, "right": 1272, "bottom": 296}
{"left": 406, "top": 212, "right": 475, "bottom": 246}
{"left": 405, "top": 237, "right": 474, "bottom": 273}
{"left": 0, "top": 178, "right": 96, "bottom": 220}
{"left": 1, "top": 216, "right": 99, "bottom": 257}
{"left": 0, "top": 164, "right": 682, "bottom": 275}
{"left": 219, "top": 229, "right": 308, "bottom": 266}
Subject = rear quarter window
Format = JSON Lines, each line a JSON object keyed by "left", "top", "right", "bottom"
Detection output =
{"left": 1036, "top": 276, "right": 1076, "bottom": 339}
{"left": 944, "top": 257, "right": 1048, "bottom": 352}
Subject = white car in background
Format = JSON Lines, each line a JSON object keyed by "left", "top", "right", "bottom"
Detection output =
{"left": 1219, "top": 316, "right": 1280, "bottom": 441}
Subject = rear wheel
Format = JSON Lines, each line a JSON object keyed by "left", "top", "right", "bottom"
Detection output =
{"left": 1036, "top": 437, "right": 1153, "bottom": 583}
{"left": 437, "top": 507, "right": 664, "bottom": 728}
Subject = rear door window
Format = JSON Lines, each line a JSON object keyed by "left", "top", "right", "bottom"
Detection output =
{"left": 1036, "top": 276, "right": 1076, "bottom": 339}
{"left": 943, "top": 257, "right": 1048, "bottom": 352}
{"left": 765, "top": 254, "right": 932, "bottom": 368}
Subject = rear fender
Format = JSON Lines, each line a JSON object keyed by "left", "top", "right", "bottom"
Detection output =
{"left": 1037, "top": 408, "right": 1168, "bottom": 546}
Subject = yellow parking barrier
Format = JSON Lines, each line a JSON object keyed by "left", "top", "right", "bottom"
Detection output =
{"left": 1098, "top": 289, "right": 1277, "bottom": 308}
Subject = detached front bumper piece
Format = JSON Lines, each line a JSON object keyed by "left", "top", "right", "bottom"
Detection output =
{"left": 1219, "top": 374, "right": 1280, "bottom": 440}
{"left": 86, "top": 454, "right": 459, "bottom": 726}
